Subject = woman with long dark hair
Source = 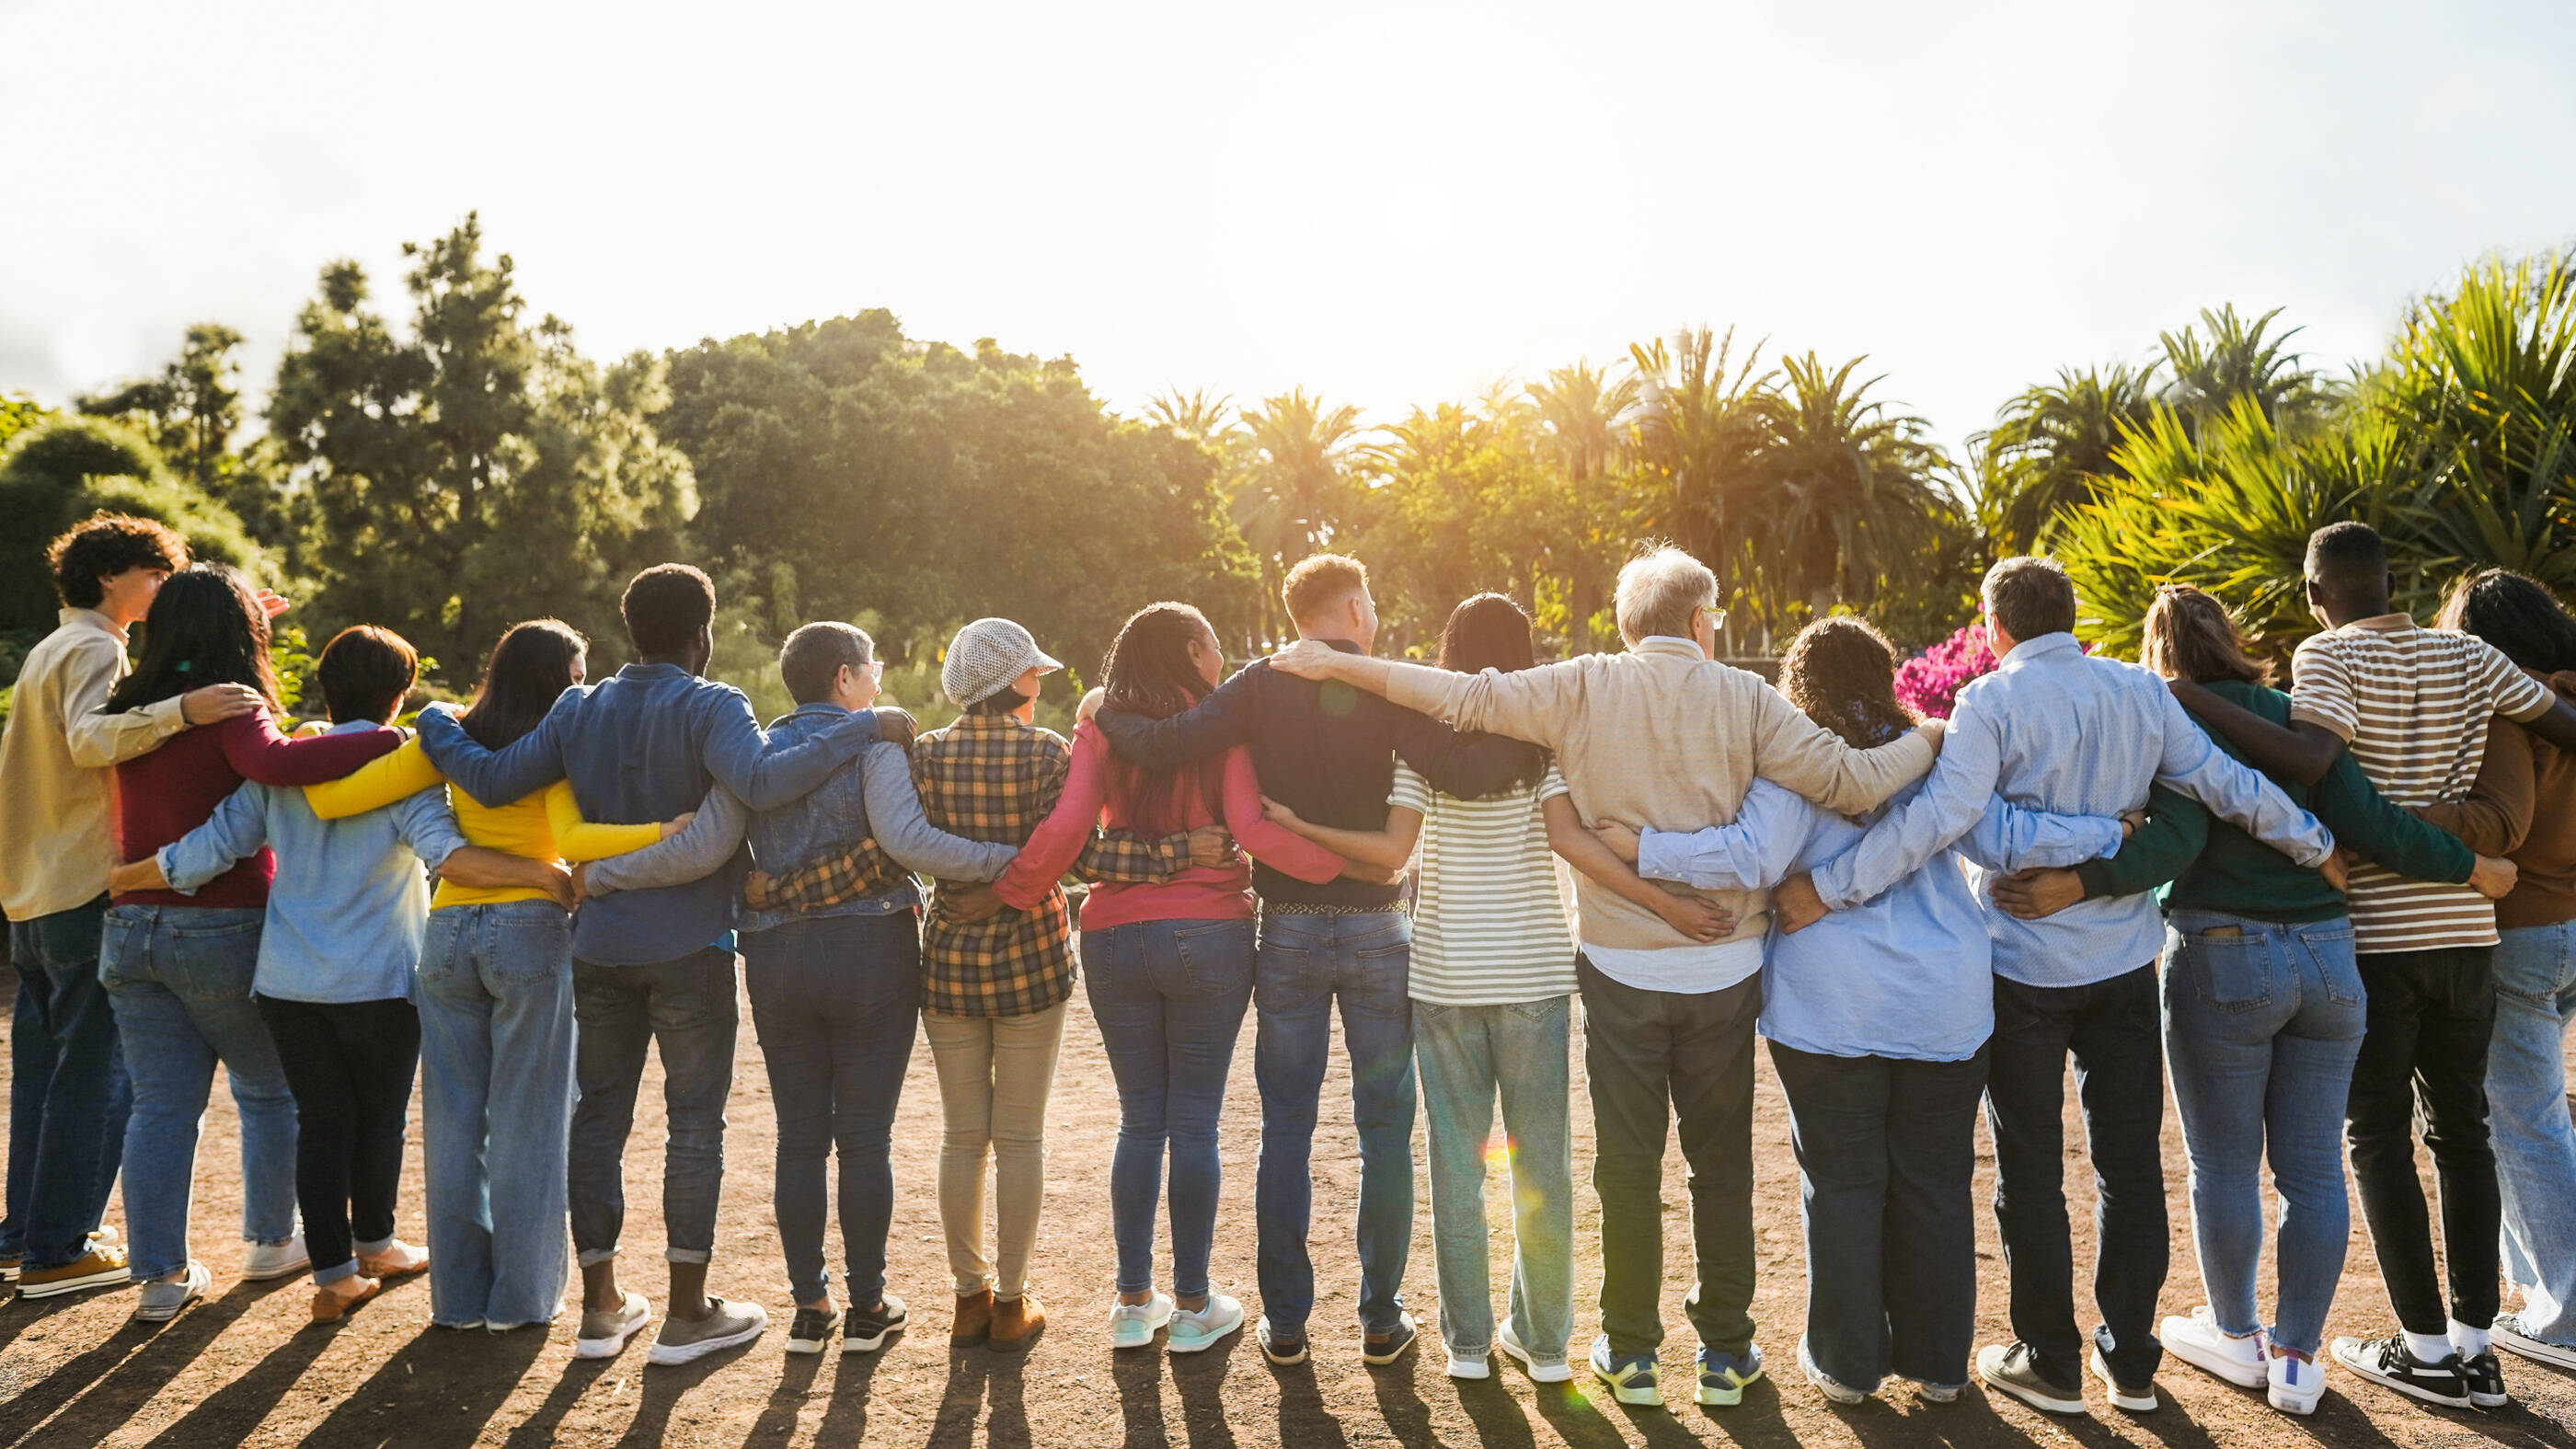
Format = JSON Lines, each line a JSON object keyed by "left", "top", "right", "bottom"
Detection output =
{"left": 1265, "top": 593, "right": 1726, "bottom": 1385}
{"left": 995, "top": 603, "right": 1356, "bottom": 1353}
{"left": 2432, "top": 570, "right": 2576, "bottom": 1372}
{"left": 97, "top": 565, "right": 400, "bottom": 1317}
{"left": 1991, "top": 585, "right": 2510, "bottom": 1414}
{"left": 300, "top": 618, "right": 685, "bottom": 1332}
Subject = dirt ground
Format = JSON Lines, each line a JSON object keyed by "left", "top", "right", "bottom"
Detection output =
{"left": 5, "top": 949, "right": 2576, "bottom": 1449}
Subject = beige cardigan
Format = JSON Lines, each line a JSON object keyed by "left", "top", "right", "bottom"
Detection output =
{"left": 1383, "top": 637, "right": 1938, "bottom": 951}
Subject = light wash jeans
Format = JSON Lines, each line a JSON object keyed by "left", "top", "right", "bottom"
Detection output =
{"left": 98, "top": 904, "right": 299, "bottom": 1282}
{"left": 1413, "top": 995, "right": 1573, "bottom": 1366}
{"left": 2490, "top": 920, "right": 2576, "bottom": 1346}
{"left": 418, "top": 900, "right": 577, "bottom": 1327}
{"left": 2161, "top": 909, "right": 2366, "bottom": 1357}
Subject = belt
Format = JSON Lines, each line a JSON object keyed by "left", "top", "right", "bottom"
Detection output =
{"left": 1263, "top": 900, "right": 1409, "bottom": 917}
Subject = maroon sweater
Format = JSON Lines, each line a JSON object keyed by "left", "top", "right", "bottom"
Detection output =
{"left": 111, "top": 711, "right": 400, "bottom": 909}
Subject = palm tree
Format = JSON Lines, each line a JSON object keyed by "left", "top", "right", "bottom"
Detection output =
{"left": 1235, "top": 388, "right": 1365, "bottom": 645}
{"left": 1145, "top": 387, "right": 1236, "bottom": 444}
{"left": 1972, "top": 362, "right": 2161, "bottom": 557}
{"left": 1528, "top": 361, "right": 1641, "bottom": 650}
{"left": 1625, "top": 328, "right": 1774, "bottom": 650}
{"left": 2159, "top": 305, "right": 2340, "bottom": 440}
{"left": 1754, "top": 352, "right": 1956, "bottom": 639}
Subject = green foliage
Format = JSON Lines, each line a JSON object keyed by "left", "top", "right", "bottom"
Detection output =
{"left": 0, "top": 415, "right": 267, "bottom": 636}
{"left": 73, "top": 324, "right": 291, "bottom": 545}
{"left": 0, "top": 393, "right": 52, "bottom": 452}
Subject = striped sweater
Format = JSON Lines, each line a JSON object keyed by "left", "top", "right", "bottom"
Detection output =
{"left": 1395, "top": 763, "right": 1576, "bottom": 1005}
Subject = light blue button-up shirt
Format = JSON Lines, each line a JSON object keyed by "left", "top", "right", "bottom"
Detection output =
{"left": 1642, "top": 778, "right": 2124, "bottom": 1059}
{"left": 1808, "top": 632, "right": 2336, "bottom": 988}
{"left": 158, "top": 720, "right": 467, "bottom": 1004}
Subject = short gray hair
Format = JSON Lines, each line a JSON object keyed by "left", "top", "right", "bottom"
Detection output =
{"left": 779, "top": 621, "right": 875, "bottom": 705}
{"left": 1615, "top": 546, "right": 1719, "bottom": 644}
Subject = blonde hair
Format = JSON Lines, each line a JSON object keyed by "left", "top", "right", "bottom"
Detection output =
{"left": 1614, "top": 545, "right": 1718, "bottom": 644}
{"left": 1282, "top": 554, "right": 1367, "bottom": 627}
{"left": 2139, "top": 584, "right": 2272, "bottom": 685}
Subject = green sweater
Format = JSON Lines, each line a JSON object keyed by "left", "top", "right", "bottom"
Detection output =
{"left": 2076, "top": 678, "right": 2474, "bottom": 922}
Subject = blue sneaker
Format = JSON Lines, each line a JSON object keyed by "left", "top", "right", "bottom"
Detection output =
{"left": 1697, "top": 1343, "right": 1765, "bottom": 1407}
{"left": 1590, "top": 1335, "right": 1662, "bottom": 1407}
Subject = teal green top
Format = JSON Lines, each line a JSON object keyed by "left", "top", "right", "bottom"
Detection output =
{"left": 2077, "top": 678, "right": 2475, "bottom": 922}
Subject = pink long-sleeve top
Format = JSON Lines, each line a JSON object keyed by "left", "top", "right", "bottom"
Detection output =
{"left": 995, "top": 721, "right": 1346, "bottom": 929}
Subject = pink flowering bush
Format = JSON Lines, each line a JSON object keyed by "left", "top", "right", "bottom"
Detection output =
{"left": 1892, "top": 622, "right": 1996, "bottom": 720}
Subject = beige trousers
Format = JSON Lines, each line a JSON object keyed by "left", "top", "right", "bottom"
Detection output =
{"left": 924, "top": 1002, "right": 1067, "bottom": 1299}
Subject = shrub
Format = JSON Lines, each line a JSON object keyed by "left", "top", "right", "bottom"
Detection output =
{"left": 1892, "top": 622, "right": 1997, "bottom": 719}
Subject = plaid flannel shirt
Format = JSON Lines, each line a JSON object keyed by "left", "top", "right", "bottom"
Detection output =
{"left": 748, "top": 713, "right": 1190, "bottom": 1017}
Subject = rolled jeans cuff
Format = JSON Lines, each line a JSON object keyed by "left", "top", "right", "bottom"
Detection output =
{"left": 315, "top": 1259, "right": 363, "bottom": 1286}
{"left": 577, "top": 1246, "right": 620, "bottom": 1269}
{"left": 666, "top": 1247, "right": 711, "bottom": 1266}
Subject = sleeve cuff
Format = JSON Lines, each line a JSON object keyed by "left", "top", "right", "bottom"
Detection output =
{"left": 156, "top": 846, "right": 201, "bottom": 897}
{"left": 1635, "top": 829, "right": 1681, "bottom": 884}
{"left": 148, "top": 696, "right": 190, "bottom": 737}
{"left": 2074, "top": 860, "right": 2112, "bottom": 900}
{"left": 2285, "top": 705, "right": 2354, "bottom": 741}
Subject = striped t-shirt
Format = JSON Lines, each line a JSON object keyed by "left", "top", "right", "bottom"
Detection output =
{"left": 2290, "top": 615, "right": 2555, "bottom": 953}
{"left": 1392, "top": 762, "right": 1577, "bottom": 1005}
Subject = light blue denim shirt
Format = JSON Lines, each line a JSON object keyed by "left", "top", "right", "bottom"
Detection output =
{"left": 157, "top": 720, "right": 467, "bottom": 1005}
{"left": 1807, "top": 632, "right": 2336, "bottom": 988}
{"left": 1642, "top": 778, "right": 2124, "bottom": 1060}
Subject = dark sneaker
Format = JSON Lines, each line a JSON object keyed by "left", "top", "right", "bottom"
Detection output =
{"left": 1697, "top": 1343, "right": 1765, "bottom": 1407}
{"left": 2459, "top": 1351, "right": 2508, "bottom": 1409}
{"left": 1978, "top": 1341, "right": 2087, "bottom": 1415}
{"left": 1589, "top": 1335, "right": 1662, "bottom": 1407}
{"left": 2331, "top": 1336, "right": 2470, "bottom": 1409}
{"left": 2089, "top": 1327, "right": 2157, "bottom": 1413}
{"left": 1363, "top": 1311, "right": 1420, "bottom": 1366}
{"left": 845, "top": 1294, "right": 908, "bottom": 1353}
{"left": 786, "top": 1305, "right": 842, "bottom": 1355}
{"left": 1258, "top": 1315, "right": 1308, "bottom": 1366}
{"left": 2494, "top": 1314, "right": 2576, "bottom": 1373}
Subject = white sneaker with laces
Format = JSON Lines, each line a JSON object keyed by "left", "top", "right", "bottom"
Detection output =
{"left": 244, "top": 1233, "right": 311, "bottom": 1282}
{"left": 1108, "top": 1294, "right": 1175, "bottom": 1349}
{"left": 1800, "top": 1336, "right": 1869, "bottom": 1405}
{"left": 1496, "top": 1321, "right": 1574, "bottom": 1383}
{"left": 2162, "top": 1308, "right": 2269, "bottom": 1389}
{"left": 1447, "top": 1351, "right": 1490, "bottom": 1379}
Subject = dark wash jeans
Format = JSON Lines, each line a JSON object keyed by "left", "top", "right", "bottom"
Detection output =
{"left": 742, "top": 913, "right": 920, "bottom": 1307}
{"left": 1253, "top": 908, "right": 1414, "bottom": 1336}
{"left": 256, "top": 995, "right": 421, "bottom": 1283}
{"left": 1985, "top": 963, "right": 2168, "bottom": 1389}
{"left": 1772, "top": 1041, "right": 1987, "bottom": 1391}
{"left": 569, "top": 948, "right": 739, "bottom": 1266}
{"left": 1577, "top": 955, "right": 1761, "bottom": 1360}
{"left": 1, "top": 897, "right": 130, "bottom": 1270}
{"left": 2347, "top": 946, "right": 2501, "bottom": 1335}
{"left": 1084, "top": 917, "right": 1257, "bottom": 1301}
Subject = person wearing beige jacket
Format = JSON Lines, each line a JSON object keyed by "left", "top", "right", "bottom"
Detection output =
{"left": 1269, "top": 546, "right": 1942, "bottom": 1409}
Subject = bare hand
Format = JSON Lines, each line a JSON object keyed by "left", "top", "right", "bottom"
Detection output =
{"left": 1654, "top": 891, "right": 1734, "bottom": 943}
{"left": 535, "top": 862, "right": 578, "bottom": 912}
{"left": 1774, "top": 873, "right": 1829, "bottom": 934}
{"left": 1260, "top": 795, "right": 1302, "bottom": 829}
{"left": 569, "top": 861, "right": 592, "bottom": 905}
{"left": 2319, "top": 850, "right": 2351, "bottom": 894}
{"left": 2121, "top": 809, "right": 2148, "bottom": 840}
{"left": 179, "top": 683, "right": 266, "bottom": 726}
{"left": 108, "top": 856, "right": 167, "bottom": 895}
{"left": 1076, "top": 687, "right": 1106, "bottom": 725}
{"left": 660, "top": 811, "right": 696, "bottom": 840}
{"left": 743, "top": 868, "right": 777, "bottom": 910}
{"left": 941, "top": 882, "right": 1006, "bottom": 925}
{"left": 1990, "top": 866, "right": 2085, "bottom": 920}
{"left": 1592, "top": 820, "right": 1641, "bottom": 864}
{"left": 1187, "top": 825, "right": 1236, "bottom": 869}
{"left": 1340, "top": 858, "right": 1402, "bottom": 886}
{"left": 1268, "top": 639, "right": 1342, "bottom": 681}
{"left": 254, "top": 589, "right": 291, "bottom": 619}
{"left": 871, "top": 706, "right": 919, "bottom": 752}
{"left": 2470, "top": 854, "right": 2519, "bottom": 900}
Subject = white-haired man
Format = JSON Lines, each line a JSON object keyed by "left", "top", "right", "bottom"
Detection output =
{"left": 1269, "top": 545, "right": 1941, "bottom": 1409}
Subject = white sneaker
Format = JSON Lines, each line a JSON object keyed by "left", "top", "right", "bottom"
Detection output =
{"left": 1108, "top": 1293, "right": 1176, "bottom": 1349}
{"left": 1167, "top": 1294, "right": 1243, "bottom": 1354}
{"left": 135, "top": 1261, "right": 212, "bottom": 1322}
{"left": 1800, "top": 1336, "right": 1870, "bottom": 1404}
{"left": 648, "top": 1295, "right": 768, "bottom": 1365}
{"left": 2161, "top": 1308, "right": 2269, "bottom": 1389}
{"left": 2268, "top": 1349, "right": 2327, "bottom": 1416}
{"left": 2494, "top": 1313, "right": 2576, "bottom": 1373}
{"left": 1447, "top": 1351, "right": 1490, "bottom": 1379}
{"left": 244, "top": 1233, "right": 310, "bottom": 1282}
{"left": 576, "top": 1292, "right": 654, "bottom": 1359}
{"left": 1496, "top": 1321, "right": 1574, "bottom": 1383}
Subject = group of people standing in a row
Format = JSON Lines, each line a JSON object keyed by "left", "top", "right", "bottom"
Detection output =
{"left": 4, "top": 512, "right": 2575, "bottom": 1425}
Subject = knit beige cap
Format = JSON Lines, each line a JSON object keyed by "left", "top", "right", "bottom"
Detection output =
{"left": 940, "top": 617, "right": 1063, "bottom": 706}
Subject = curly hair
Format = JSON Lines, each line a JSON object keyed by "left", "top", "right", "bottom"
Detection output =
{"left": 2139, "top": 584, "right": 2271, "bottom": 685}
{"left": 45, "top": 512, "right": 188, "bottom": 609}
{"left": 2437, "top": 569, "right": 2576, "bottom": 675}
{"left": 1778, "top": 616, "right": 1917, "bottom": 748}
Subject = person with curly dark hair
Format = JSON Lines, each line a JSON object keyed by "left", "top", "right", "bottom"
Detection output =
{"left": 1594, "top": 615, "right": 2128, "bottom": 1408}
{"left": 0, "top": 515, "right": 268, "bottom": 1306}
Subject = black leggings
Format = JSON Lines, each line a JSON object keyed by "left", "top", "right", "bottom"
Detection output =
{"left": 255, "top": 996, "right": 421, "bottom": 1276}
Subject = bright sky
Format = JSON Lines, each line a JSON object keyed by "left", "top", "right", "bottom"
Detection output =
{"left": 6, "top": 0, "right": 2573, "bottom": 454}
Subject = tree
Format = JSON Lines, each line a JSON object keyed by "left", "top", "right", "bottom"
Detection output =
{"left": 1750, "top": 351, "right": 1961, "bottom": 639}
{"left": 1232, "top": 389, "right": 1365, "bottom": 647}
{"left": 268, "top": 214, "right": 696, "bottom": 679}
{"left": 1526, "top": 361, "right": 1639, "bottom": 650}
{"left": 1972, "top": 362, "right": 2160, "bottom": 558}
{"left": 77, "top": 324, "right": 294, "bottom": 546}
{"left": 0, "top": 415, "right": 266, "bottom": 636}
{"left": 1624, "top": 328, "right": 1774, "bottom": 652}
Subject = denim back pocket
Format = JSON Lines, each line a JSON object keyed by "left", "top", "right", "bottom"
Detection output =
{"left": 162, "top": 912, "right": 263, "bottom": 1000}
{"left": 2188, "top": 924, "right": 2273, "bottom": 1013}
{"left": 488, "top": 907, "right": 573, "bottom": 984}
{"left": 98, "top": 909, "right": 145, "bottom": 990}
{"left": 1172, "top": 921, "right": 1254, "bottom": 997}
{"left": 2293, "top": 919, "right": 2364, "bottom": 1008}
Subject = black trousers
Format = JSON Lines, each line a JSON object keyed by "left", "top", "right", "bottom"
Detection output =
{"left": 255, "top": 995, "right": 421, "bottom": 1276}
{"left": 2346, "top": 946, "right": 2501, "bottom": 1335}
{"left": 1984, "top": 964, "right": 2168, "bottom": 1388}
{"left": 1772, "top": 1041, "right": 1988, "bottom": 1391}
{"left": 1577, "top": 957, "right": 1760, "bottom": 1359}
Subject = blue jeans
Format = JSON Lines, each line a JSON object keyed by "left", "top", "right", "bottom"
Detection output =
{"left": 98, "top": 904, "right": 299, "bottom": 1281}
{"left": 2490, "top": 921, "right": 2576, "bottom": 1346}
{"left": 569, "top": 949, "right": 738, "bottom": 1266}
{"left": 742, "top": 913, "right": 919, "bottom": 1307}
{"left": 1772, "top": 1042, "right": 1987, "bottom": 1391}
{"left": 2161, "top": 910, "right": 2366, "bottom": 1357}
{"left": 1415, "top": 995, "right": 1572, "bottom": 1365}
{"left": 1082, "top": 918, "right": 1256, "bottom": 1301}
{"left": 2, "top": 897, "right": 130, "bottom": 1270}
{"left": 418, "top": 901, "right": 577, "bottom": 1326}
{"left": 1252, "top": 909, "right": 1414, "bottom": 1335}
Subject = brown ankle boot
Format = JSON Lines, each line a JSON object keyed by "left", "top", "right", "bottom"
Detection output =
{"left": 990, "top": 1293, "right": 1045, "bottom": 1351}
{"left": 951, "top": 1289, "right": 995, "bottom": 1345}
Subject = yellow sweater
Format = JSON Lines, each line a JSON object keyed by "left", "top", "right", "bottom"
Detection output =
{"left": 303, "top": 737, "right": 661, "bottom": 909}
